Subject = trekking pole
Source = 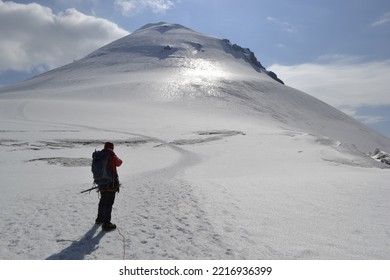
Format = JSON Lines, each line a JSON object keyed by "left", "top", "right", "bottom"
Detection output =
{"left": 80, "top": 185, "right": 99, "bottom": 194}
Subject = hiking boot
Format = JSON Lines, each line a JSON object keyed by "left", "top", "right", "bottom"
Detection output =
{"left": 102, "top": 223, "right": 117, "bottom": 231}
{"left": 95, "top": 218, "right": 103, "bottom": 225}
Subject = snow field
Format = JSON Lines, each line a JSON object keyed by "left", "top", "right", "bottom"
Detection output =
{"left": 2, "top": 98, "right": 389, "bottom": 259}
{"left": 185, "top": 131, "right": 390, "bottom": 259}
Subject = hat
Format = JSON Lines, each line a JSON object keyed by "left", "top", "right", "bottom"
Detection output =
{"left": 104, "top": 142, "right": 114, "bottom": 150}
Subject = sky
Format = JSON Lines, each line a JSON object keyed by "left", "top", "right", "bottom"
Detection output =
{"left": 0, "top": 0, "right": 390, "bottom": 137}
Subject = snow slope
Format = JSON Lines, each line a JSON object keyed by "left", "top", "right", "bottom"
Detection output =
{"left": 0, "top": 22, "right": 390, "bottom": 260}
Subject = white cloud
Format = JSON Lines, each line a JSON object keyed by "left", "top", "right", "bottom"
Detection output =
{"left": 115, "top": 0, "right": 175, "bottom": 16}
{"left": 266, "top": 16, "right": 297, "bottom": 34}
{"left": 277, "top": 43, "right": 287, "bottom": 48}
{"left": 371, "top": 11, "right": 390, "bottom": 27}
{"left": 269, "top": 56, "right": 390, "bottom": 124}
{"left": 0, "top": 1, "right": 129, "bottom": 73}
{"left": 339, "top": 107, "right": 384, "bottom": 125}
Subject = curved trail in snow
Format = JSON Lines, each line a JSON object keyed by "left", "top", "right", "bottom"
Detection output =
{"left": 59, "top": 125, "right": 233, "bottom": 258}
{"left": 4, "top": 100, "right": 235, "bottom": 259}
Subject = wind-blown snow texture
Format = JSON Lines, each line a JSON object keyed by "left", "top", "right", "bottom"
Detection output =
{"left": 1, "top": 22, "right": 389, "bottom": 260}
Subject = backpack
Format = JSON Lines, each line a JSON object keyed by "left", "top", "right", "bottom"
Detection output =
{"left": 91, "top": 150, "right": 113, "bottom": 186}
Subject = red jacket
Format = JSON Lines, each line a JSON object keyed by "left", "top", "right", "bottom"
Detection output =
{"left": 104, "top": 149, "right": 122, "bottom": 174}
{"left": 103, "top": 148, "right": 122, "bottom": 191}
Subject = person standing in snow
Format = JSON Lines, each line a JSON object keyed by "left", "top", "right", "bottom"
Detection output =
{"left": 95, "top": 142, "right": 122, "bottom": 231}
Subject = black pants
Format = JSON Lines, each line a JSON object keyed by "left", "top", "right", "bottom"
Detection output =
{"left": 97, "top": 191, "right": 116, "bottom": 224}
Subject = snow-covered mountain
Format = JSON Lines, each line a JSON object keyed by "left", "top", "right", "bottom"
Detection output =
{"left": 1, "top": 22, "right": 389, "bottom": 260}
{"left": 2, "top": 22, "right": 388, "bottom": 152}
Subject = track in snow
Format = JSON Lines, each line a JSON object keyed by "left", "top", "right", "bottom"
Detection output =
{"left": 11, "top": 109, "right": 236, "bottom": 259}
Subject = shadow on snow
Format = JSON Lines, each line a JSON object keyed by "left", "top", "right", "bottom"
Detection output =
{"left": 46, "top": 224, "right": 105, "bottom": 260}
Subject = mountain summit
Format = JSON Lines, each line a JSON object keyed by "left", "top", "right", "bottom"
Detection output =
{"left": 84, "top": 22, "right": 284, "bottom": 84}
{"left": 5, "top": 22, "right": 283, "bottom": 90}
